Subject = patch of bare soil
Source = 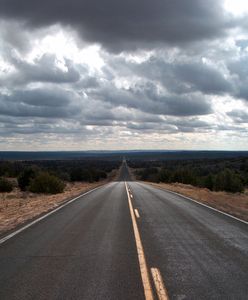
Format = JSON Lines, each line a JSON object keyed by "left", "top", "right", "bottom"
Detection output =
{"left": 0, "top": 178, "right": 112, "bottom": 235}
{"left": 148, "top": 182, "right": 248, "bottom": 222}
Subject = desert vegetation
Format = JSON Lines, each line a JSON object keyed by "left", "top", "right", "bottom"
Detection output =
{"left": 0, "top": 177, "right": 13, "bottom": 192}
{"left": 132, "top": 156, "right": 248, "bottom": 193}
{"left": 0, "top": 159, "right": 120, "bottom": 194}
{"left": 0, "top": 158, "right": 120, "bottom": 233}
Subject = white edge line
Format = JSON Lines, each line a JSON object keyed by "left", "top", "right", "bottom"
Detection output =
{"left": 0, "top": 184, "right": 107, "bottom": 245}
{"left": 141, "top": 182, "right": 248, "bottom": 225}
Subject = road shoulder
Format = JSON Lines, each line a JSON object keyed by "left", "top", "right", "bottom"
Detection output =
{"left": 0, "top": 181, "right": 108, "bottom": 237}
{"left": 142, "top": 181, "right": 248, "bottom": 222}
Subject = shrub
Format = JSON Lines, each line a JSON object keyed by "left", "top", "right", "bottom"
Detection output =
{"left": 0, "top": 177, "right": 13, "bottom": 192}
{"left": 29, "top": 172, "right": 65, "bottom": 194}
{"left": 98, "top": 170, "right": 107, "bottom": 179}
{"left": 214, "top": 169, "right": 244, "bottom": 193}
{"left": 140, "top": 167, "right": 158, "bottom": 181}
{"left": 204, "top": 174, "right": 214, "bottom": 190}
{"left": 159, "top": 168, "right": 172, "bottom": 183}
{"left": 18, "top": 167, "right": 38, "bottom": 191}
{"left": 51, "top": 171, "right": 70, "bottom": 182}
{"left": 59, "top": 172, "right": 71, "bottom": 182}
{"left": 70, "top": 168, "right": 90, "bottom": 182}
{"left": 70, "top": 168, "right": 107, "bottom": 182}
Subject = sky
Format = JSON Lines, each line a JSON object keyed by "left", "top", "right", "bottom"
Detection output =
{"left": 0, "top": 0, "right": 248, "bottom": 151}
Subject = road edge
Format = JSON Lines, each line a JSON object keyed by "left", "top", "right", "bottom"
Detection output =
{"left": 0, "top": 183, "right": 108, "bottom": 245}
{"left": 141, "top": 181, "right": 248, "bottom": 225}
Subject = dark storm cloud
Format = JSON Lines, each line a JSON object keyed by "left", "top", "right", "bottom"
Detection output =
{"left": 228, "top": 55, "right": 248, "bottom": 79}
{"left": 0, "top": 20, "right": 32, "bottom": 53}
{"left": 227, "top": 56, "right": 248, "bottom": 101}
{"left": 125, "top": 116, "right": 211, "bottom": 133}
{"left": 91, "top": 80, "right": 212, "bottom": 116}
{"left": 0, "top": 119, "right": 103, "bottom": 137}
{"left": 1, "top": 54, "right": 81, "bottom": 86}
{"left": 172, "top": 118, "right": 211, "bottom": 131}
{"left": 0, "top": 0, "right": 231, "bottom": 51}
{"left": 76, "top": 76, "right": 100, "bottom": 89}
{"left": 235, "top": 85, "right": 248, "bottom": 101}
{"left": 81, "top": 104, "right": 166, "bottom": 127}
{"left": 1, "top": 0, "right": 247, "bottom": 148}
{"left": 173, "top": 62, "right": 232, "bottom": 95}
{"left": 126, "top": 122, "right": 177, "bottom": 132}
{"left": 0, "top": 88, "right": 81, "bottom": 118}
{"left": 227, "top": 110, "right": 248, "bottom": 123}
{"left": 106, "top": 55, "right": 232, "bottom": 96}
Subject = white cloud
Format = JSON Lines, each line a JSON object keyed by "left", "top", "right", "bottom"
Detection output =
{"left": 224, "top": 0, "right": 248, "bottom": 16}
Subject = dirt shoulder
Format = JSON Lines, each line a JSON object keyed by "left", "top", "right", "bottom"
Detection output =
{"left": 0, "top": 176, "right": 114, "bottom": 235}
{"left": 146, "top": 182, "right": 248, "bottom": 222}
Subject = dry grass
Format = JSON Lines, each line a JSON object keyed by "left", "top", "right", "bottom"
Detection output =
{"left": 148, "top": 182, "right": 248, "bottom": 222}
{"left": 0, "top": 170, "right": 119, "bottom": 235}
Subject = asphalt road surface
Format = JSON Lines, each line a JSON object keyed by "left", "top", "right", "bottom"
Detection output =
{"left": 0, "top": 162, "right": 247, "bottom": 299}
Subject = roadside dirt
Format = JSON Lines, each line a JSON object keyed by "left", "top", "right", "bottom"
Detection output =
{"left": 0, "top": 170, "right": 118, "bottom": 235}
{"left": 148, "top": 182, "right": 248, "bottom": 222}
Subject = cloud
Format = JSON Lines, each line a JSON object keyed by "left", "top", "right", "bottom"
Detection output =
{"left": 0, "top": 88, "right": 81, "bottom": 118}
{"left": 0, "top": 54, "right": 81, "bottom": 87}
{"left": 227, "top": 54, "right": 248, "bottom": 101}
{"left": 0, "top": 20, "right": 32, "bottom": 53}
{"left": 90, "top": 80, "right": 212, "bottom": 116}
{"left": 0, "top": 0, "right": 234, "bottom": 52}
{"left": 227, "top": 109, "right": 248, "bottom": 123}
{"left": 235, "top": 39, "right": 248, "bottom": 50}
{"left": 172, "top": 62, "right": 231, "bottom": 95}
{"left": 105, "top": 54, "right": 232, "bottom": 96}
{"left": 228, "top": 55, "right": 248, "bottom": 79}
{"left": 0, "top": 0, "right": 248, "bottom": 150}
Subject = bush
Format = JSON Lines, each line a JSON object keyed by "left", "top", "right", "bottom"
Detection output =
{"left": 214, "top": 169, "right": 244, "bottom": 193}
{"left": 138, "top": 165, "right": 245, "bottom": 194}
{"left": 51, "top": 171, "right": 70, "bottom": 182}
{"left": 169, "top": 167, "right": 197, "bottom": 185}
{"left": 70, "top": 167, "right": 107, "bottom": 182}
{"left": 204, "top": 174, "right": 214, "bottom": 190}
{"left": 29, "top": 172, "right": 65, "bottom": 194}
{"left": 18, "top": 167, "right": 38, "bottom": 191}
{"left": 159, "top": 168, "right": 172, "bottom": 183}
{"left": 140, "top": 167, "right": 158, "bottom": 181}
{"left": 70, "top": 168, "right": 91, "bottom": 182}
{"left": 0, "top": 177, "right": 13, "bottom": 192}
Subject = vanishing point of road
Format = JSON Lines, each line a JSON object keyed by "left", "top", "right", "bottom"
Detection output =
{"left": 0, "top": 162, "right": 247, "bottom": 299}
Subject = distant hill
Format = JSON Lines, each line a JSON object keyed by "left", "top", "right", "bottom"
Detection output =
{"left": 0, "top": 150, "right": 248, "bottom": 161}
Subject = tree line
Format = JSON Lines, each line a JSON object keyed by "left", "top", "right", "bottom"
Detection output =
{"left": 133, "top": 156, "right": 248, "bottom": 193}
{"left": 0, "top": 159, "right": 120, "bottom": 194}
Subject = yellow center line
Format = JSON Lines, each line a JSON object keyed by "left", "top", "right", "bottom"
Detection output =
{"left": 125, "top": 182, "right": 154, "bottom": 300}
{"left": 135, "top": 209, "right": 140, "bottom": 218}
{"left": 151, "top": 268, "right": 169, "bottom": 300}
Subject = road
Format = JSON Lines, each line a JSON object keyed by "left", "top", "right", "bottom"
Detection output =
{"left": 0, "top": 162, "right": 247, "bottom": 299}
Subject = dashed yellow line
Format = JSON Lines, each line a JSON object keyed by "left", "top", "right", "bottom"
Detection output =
{"left": 135, "top": 209, "right": 140, "bottom": 218}
{"left": 125, "top": 182, "right": 154, "bottom": 300}
{"left": 151, "top": 268, "right": 169, "bottom": 300}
